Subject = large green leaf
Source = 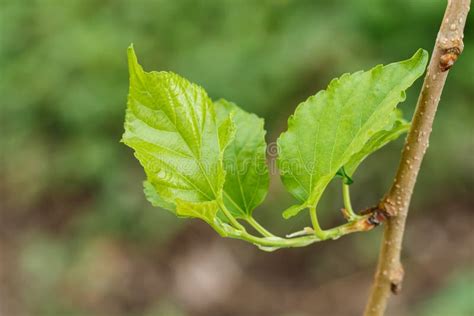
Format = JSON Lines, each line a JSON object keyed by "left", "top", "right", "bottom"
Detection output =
{"left": 122, "top": 46, "right": 234, "bottom": 213}
{"left": 278, "top": 49, "right": 428, "bottom": 219}
{"left": 215, "top": 99, "right": 270, "bottom": 218}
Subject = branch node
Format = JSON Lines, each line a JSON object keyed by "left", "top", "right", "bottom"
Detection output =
{"left": 439, "top": 45, "right": 462, "bottom": 72}
{"left": 368, "top": 210, "right": 388, "bottom": 226}
{"left": 389, "top": 264, "right": 405, "bottom": 295}
{"left": 358, "top": 205, "right": 390, "bottom": 227}
{"left": 379, "top": 198, "right": 398, "bottom": 217}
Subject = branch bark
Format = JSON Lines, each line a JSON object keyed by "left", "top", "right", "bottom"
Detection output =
{"left": 363, "top": 1, "right": 471, "bottom": 315}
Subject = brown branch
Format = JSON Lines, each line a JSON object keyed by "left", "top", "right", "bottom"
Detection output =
{"left": 363, "top": 1, "right": 471, "bottom": 315}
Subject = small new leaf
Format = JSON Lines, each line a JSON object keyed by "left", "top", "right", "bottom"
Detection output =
{"left": 278, "top": 49, "right": 428, "bottom": 219}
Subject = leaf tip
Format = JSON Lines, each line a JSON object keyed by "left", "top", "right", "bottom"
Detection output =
{"left": 417, "top": 48, "right": 429, "bottom": 62}
{"left": 127, "top": 44, "right": 142, "bottom": 76}
{"left": 407, "top": 48, "right": 429, "bottom": 70}
{"left": 416, "top": 48, "right": 429, "bottom": 59}
{"left": 127, "top": 43, "right": 136, "bottom": 59}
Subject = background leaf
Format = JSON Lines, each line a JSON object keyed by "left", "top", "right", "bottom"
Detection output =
{"left": 215, "top": 100, "right": 270, "bottom": 218}
{"left": 278, "top": 49, "right": 428, "bottom": 218}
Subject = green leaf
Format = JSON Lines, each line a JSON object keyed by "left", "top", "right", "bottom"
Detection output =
{"left": 215, "top": 99, "right": 270, "bottom": 218}
{"left": 278, "top": 49, "right": 428, "bottom": 219}
{"left": 122, "top": 46, "right": 234, "bottom": 215}
{"left": 344, "top": 110, "right": 410, "bottom": 176}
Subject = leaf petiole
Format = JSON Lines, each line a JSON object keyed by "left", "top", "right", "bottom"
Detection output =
{"left": 217, "top": 198, "right": 247, "bottom": 232}
{"left": 342, "top": 183, "right": 362, "bottom": 221}
{"left": 309, "top": 206, "right": 328, "bottom": 239}
{"left": 229, "top": 212, "right": 376, "bottom": 250}
{"left": 244, "top": 216, "right": 276, "bottom": 238}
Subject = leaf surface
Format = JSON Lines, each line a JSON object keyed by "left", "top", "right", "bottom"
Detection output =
{"left": 344, "top": 110, "right": 410, "bottom": 176}
{"left": 143, "top": 180, "right": 176, "bottom": 212}
{"left": 215, "top": 99, "right": 269, "bottom": 218}
{"left": 278, "top": 49, "right": 428, "bottom": 218}
{"left": 122, "top": 46, "right": 234, "bottom": 214}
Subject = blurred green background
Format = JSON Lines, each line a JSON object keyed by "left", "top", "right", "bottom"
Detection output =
{"left": 1, "top": 0, "right": 473, "bottom": 315}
